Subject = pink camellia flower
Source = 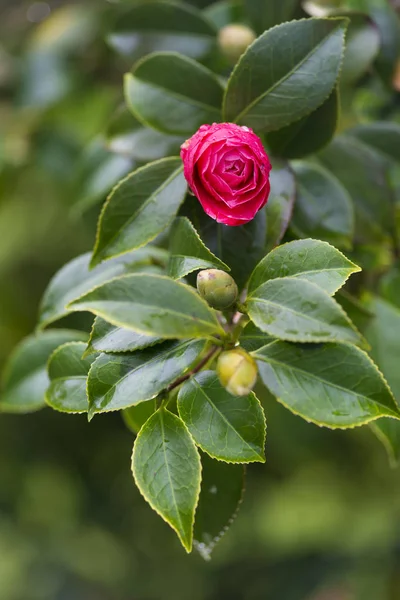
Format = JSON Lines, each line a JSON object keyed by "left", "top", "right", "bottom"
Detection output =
{"left": 180, "top": 122, "right": 271, "bottom": 226}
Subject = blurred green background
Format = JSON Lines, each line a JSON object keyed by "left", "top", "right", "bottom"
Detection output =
{"left": 2, "top": 1, "right": 400, "bottom": 599}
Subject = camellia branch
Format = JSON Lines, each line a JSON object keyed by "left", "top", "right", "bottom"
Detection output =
{"left": 166, "top": 345, "right": 220, "bottom": 394}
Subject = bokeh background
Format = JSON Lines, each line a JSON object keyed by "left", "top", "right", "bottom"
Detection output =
{"left": 2, "top": 1, "right": 400, "bottom": 599}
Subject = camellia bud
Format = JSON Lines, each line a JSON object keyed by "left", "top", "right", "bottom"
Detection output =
{"left": 218, "top": 24, "right": 257, "bottom": 64}
{"left": 217, "top": 348, "right": 258, "bottom": 396}
{"left": 197, "top": 269, "right": 238, "bottom": 310}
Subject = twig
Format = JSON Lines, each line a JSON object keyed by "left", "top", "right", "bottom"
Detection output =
{"left": 166, "top": 346, "right": 219, "bottom": 393}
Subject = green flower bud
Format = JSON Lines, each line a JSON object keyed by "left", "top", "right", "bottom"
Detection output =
{"left": 218, "top": 24, "right": 257, "bottom": 64}
{"left": 197, "top": 269, "right": 238, "bottom": 310}
{"left": 217, "top": 348, "right": 258, "bottom": 396}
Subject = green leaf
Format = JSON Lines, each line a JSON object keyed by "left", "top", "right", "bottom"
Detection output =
{"left": 223, "top": 18, "right": 348, "bottom": 132}
{"left": 46, "top": 342, "right": 96, "bottom": 414}
{"left": 107, "top": 1, "right": 216, "bottom": 61}
{"left": 370, "top": 419, "right": 400, "bottom": 468}
{"left": 246, "top": 277, "right": 364, "bottom": 345}
{"left": 86, "top": 317, "right": 163, "bottom": 356}
{"left": 253, "top": 340, "right": 400, "bottom": 428}
{"left": 239, "top": 321, "right": 274, "bottom": 353}
{"left": 178, "top": 371, "right": 266, "bottom": 463}
{"left": 244, "top": 0, "right": 299, "bottom": 35}
{"left": 341, "top": 21, "right": 380, "bottom": 85}
{"left": 183, "top": 163, "right": 295, "bottom": 288}
{"left": 365, "top": 297, "right": 400, "bottom": 404}
{"left": 124, "top": 52, "right": 223, "bottom": 136}
{"left": 168, "top": 217, "right": 229, "bottom": 279}
{"left": 194, "top": 454, "right": 244, "bottom": 560}
{"left": 91, "top": 158, "right": 187, "bottom": 266}
{"left": 248, "top": 239, "right": 360, "bottom": 297}
{"left": 132, "top": 408, "right": 201, "bottom": 552}
{"left": 172, "top": 202, "right": 267, "bottom": 290}
{"left": 318, "top": 134, "right": 393, "bottom": 243}
{"left": 68, "top": 273, "right": 224, "bottom": 340}
{"left": 87, "top": 339, "right": 207, "bottom": 415}
{"left": 365, "top": 296, "right": 400, "bottom": 465}
{"left": 0, "top": 330, "right": 87, "bottom": 413}
{"left": 265, "top": 89, "right": 338, "bottom": 159}
{"left": 348, "top": 122, "right": 400, "bottom": 164}
{"left": 105, "top": 106, "right": 185, "bottom": 162}
{"left": 122, "top": 400, "right": 157, "bottom": 434}
{"left": 265, "top": 160, "right": 296, "bottom": 252}
{"left": 290, "top": 162, "right": 354, "bottom": 249}
{"left": 38, "top": 247, "right": 168, "bottom": 329}
{"left": 370, "top": 0, "right": 400, "bottom": 86}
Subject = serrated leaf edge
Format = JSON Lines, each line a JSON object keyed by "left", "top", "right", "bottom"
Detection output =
{"left": 90, "top": 157, "right": 186, "bottom": 268}
{"left": 253, "top": 340, "right": 400, "bottom": 429}
{"left": 194, "top": 462, "right": 246, "bottom": 560}
{"left": 67, "top": 272, "right": 225, "bottom": 340}
{"left": 45, "top": 341, "right": 93, "bottom": 414}
{"left": 247, "top": 276, "right": 366, "bottom": 347}
{"left": 223, "top": 16, "right": 349, "bottom": 132}
{"left": 248, "top": 237, "right": 361, "bottom": 297}
{"left": 168, "top": 216, "right": 230, "bottom": 279}
{"left": 178, "top": 377, "right": 267, "bottom": 464}
{"left": 131, "top": 407, "right": 202, "bottom": 552}
{"left": 86, "top": 338, "right": 208, "bottom": 418}
{"left": 124, "top": 51, "right": 224, "bottom": 136}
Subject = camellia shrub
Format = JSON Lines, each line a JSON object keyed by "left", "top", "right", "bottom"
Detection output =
{"left": 2, "top": 0, "right": 400, "bottom": 559}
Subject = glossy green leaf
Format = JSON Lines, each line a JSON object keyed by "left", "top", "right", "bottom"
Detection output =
{"left": 123, "top": 400, "right": 157, "bottom": 434}
{"left": 266, "top": 89, "right": 338, "bottom": 159}
{"left": 87, "top": 339, "right": 207, "bottom": 415}
{"left": 68, "top": 274, "right": 224, "bottom": 340}
{"left": 38, "top": 247, "right": 168, "bottom": 329}
{"left": 223, "top": 18, "right": 348, "bottom": 132}
{"left": 124, "top": 52, "right": 223, "bottom": 136}
{"left": 91, "top": 158, "right": 187, "bottom": 266}
{"left": 178, "top": 371, "right": 266, "bottom": 463}
{"left": 341, "top": 22, "right": 380, "bottom": 85}
{"left": 107, "top": 1, "right": 216, "bottom": 61}
{"left": 348, "top": 122, "right": 400, "bottom": 164}
{"left": 46, "top": 342, "right": 96, "bottom": 414}
{"left": 365, "top": 297, "right": 400, "bottom": 397}
{"left": 253, "top": 340, "right": 400, "bottom": 428}
{"left": 86, "top": 317, "right": 163, "bottom": 356}
{"left": 318, "top": 135, "right": 393, "bottom": 243}
{"left": 265, "top": 160, "right": 296, "bottom": 252}
{"left": 248, "top": 239, "right": 360, "bottom": 297}
{"left": 132, "top": 408, "right": 201, "bottom": 552}
{"left": 239, "top": 321, "right": 274, "bottom": 353}
{"left": 290, "top": 162, "right": 354, "bottom": 249}
{"left": 245, "top": 0, "right": 299, "bottom": 35}
{"left": 0, "top": 330, "right": 87, "bottom": 413}
{"left": 194, "top": 454, "right": 244, "bottom": 560}
{"left": 246, "top": 277, "right": 364, "bottom": 345}
{"left": 185, "top": 207, "right": 267, "bottom": 290}
{"left": 168, "top": 217, "right": 229, "bottom": 279}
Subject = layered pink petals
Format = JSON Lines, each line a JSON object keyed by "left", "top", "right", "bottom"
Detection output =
{"left": 180, "top": 123, "right": 271, "bottom": 226}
